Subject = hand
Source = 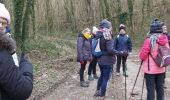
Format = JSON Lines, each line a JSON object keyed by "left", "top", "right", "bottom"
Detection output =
{"left": 80, "top": 61, "right": 84, "bottom": 65}
{"left": 122, "top": 51, "right": 129, "bottom": 57}
{"left": 90, "top": 57, "right": 93, "bottom": 62}
{"left": 21, "top": 52, "right": 29, "bottom": 60}
{"left": 118, "top": 51, "right": 123, "bottom": 55}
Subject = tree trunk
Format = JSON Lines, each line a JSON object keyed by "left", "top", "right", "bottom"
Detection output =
{"left": 13, "top": 0, "right": 25, "bottom": 47}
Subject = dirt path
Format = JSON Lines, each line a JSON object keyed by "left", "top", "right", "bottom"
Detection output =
{"left": 33, "top": 52, "right": 170, "bottom": 100}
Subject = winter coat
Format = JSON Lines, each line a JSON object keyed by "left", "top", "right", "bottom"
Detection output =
{"left": 0, "top": 32, "right": 33, "bottom": 100}
{"left": 95, "top": 31, "right": 118, "bottom": 65}
{"left": 114, "top": 34, "right": 132, "bottom": 52}
{"left": 77, "top": 32, "right": 92, "bottom": 62}
{"left": 139, "top": 34, "right": 168, "bottom": 74}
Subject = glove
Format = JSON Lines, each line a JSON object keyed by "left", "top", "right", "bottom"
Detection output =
{"left": 90, "top": 57, "right": 93, "bottom": 62}
{"left": 20, "top": 52, "right": 29, "bottom": 60}
{"left": 122, "top": 51, "right": 129, "bottom": 57}
{"left": 80, "top": 61, "right": 84, "bottom": 65}
{"left": 118, "top": 51, "right": 124, "bottom": 55}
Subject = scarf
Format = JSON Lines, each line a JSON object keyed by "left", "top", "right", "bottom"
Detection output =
{"left": 149, "top": 33, "right": 160, "bottom": 49}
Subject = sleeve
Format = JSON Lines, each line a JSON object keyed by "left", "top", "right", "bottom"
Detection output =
{"left": 127, "top": 37, "right": 132, "bottom": 52}
{"left": 77, "top": 37, "right": 84, "bottom": 61}
{"left": 106, "top": 39, "right": 119, "bottom": 55}
{"left": 139, "top": 38, "right": 151, "bottom": 61}
{"left": 167, "top": 34, "right": 170, "bottom": 45}
{"left": 113, "top": 37, "right": 118, "bottom": 50}
{"left": 0, "top": 52, "right": 33, "bottom": 100}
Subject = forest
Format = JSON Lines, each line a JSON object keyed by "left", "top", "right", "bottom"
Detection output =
{"left": 1, "top": 0, "right": 170, "bottom": 100}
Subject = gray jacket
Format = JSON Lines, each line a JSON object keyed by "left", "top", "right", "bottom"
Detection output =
{"left": 96, "top": 31, "right": 119, "bottom": 65}
{"left": 77, "top": 33, "right": 92, "bottom": 62}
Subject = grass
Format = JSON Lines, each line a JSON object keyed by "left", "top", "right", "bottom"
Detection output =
{"left": 25, "top": 31, "right": 77, "bottom": 74}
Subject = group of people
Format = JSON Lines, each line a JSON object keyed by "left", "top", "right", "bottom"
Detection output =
{"left": 77, "top": 19, "right": 132, "bottom": 99}
{"left": 77, "top": 18, "right": 170, "bottom": 100}
{"left": 0, "top": 2, "right": 169, "bottom": 100}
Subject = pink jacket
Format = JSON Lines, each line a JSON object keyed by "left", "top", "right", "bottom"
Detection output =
{"left": 139, "top": 34, "right": 169, "bottom": 74}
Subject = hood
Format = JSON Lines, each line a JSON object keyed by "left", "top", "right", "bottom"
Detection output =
{"left": 0, "top": 32, "right": 16, "bottom": 53}
{"left": 78, "top": 32, "right": 83, "bottom": 37}
{"left": 157, "top": 34, "right": 168, "bottom": 46}
{"left": 99, "top": 19, "right": 112, "bottom": 29}
{"left": 95, "top": 31, "right": 103, "bottom": 39}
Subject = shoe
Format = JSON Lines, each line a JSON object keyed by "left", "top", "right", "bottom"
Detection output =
{"left": 123, "top": 72, "right": 128, "bottom": 77}
{"left": 100, "top": 96, "right": 105, "bottom": 100}
{"left": 88, "top": 75, "right": 94, "bottom": 81}
{"left": 93, "top": 74, "right": 99, "bottom": 79}
{"left": 163, "top": 83, "right": 167, "bottom": 89}
{"left": 94, "top": 90, "right": 100, "bottom": 97}
{"left": 80, "top": 81, "right": 89, "bottom": 87}
{"left": 85, "top": 81, "right": 89, "bottom": 84}
{"left": 116, "top": 72, "right": 120, "bottom": 76}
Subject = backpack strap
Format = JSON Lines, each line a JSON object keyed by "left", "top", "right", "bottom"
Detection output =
{"left": 148, "top": 53, "right": 150, "bottom": 71}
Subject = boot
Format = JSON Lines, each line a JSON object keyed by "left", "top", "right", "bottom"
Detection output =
{"left": 88, "top": 75, "right": 94, "bottom": 81}
{"left": 123, "top": 72, "right": 128, "bottom": 77}
{"left": 93, "top": 74, "right": 99, "bottom": 79}
{"left": 100, "top": 96, "right": 105, "bottom": 100}
{"left": 94, "top": 90, "right": 101, "bottom": 97}
{"left": 80, "top": 81, "right": 89, "bottom": 87}
{"left": 116, "top": 72, "right": 120, "bottom": 76}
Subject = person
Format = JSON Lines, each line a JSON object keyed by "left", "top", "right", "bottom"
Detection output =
{"left": 162, "top": 24, "right": 170, "bottom": 89}
{"left": 77, "top": 28, "right": 92, "bottom": 87}
{"left": 139, "top": 19, "right": 167, "bottom": 100}
{"left": 88, "top": 26, "right": 99, "bottom": 81}
{"left": 162, "top": 24, "right": 170, "bottom": 45}
{"left": 114, "top": 24, "right": 132, "bottom": 77}
{"left": 94, "top": 19, "right": 124, "bottom": 100}
{"left": 0, "top": 3, "right": 33, "bottom": 100}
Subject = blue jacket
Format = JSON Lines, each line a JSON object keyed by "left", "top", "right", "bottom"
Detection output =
{"left": 114, "top": 34, "right": 132, "bottom": 52}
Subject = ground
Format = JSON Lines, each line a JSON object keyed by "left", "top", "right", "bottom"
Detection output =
{"left": 28, "top": 50, "right": 170, "bottom": 100}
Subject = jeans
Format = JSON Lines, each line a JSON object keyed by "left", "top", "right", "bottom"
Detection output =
{"left": 88, "top": 57, "right": 97, "bottom": 75}
{"left": 80, "top": 61, "right": 87, "bottom": 82}
{"left": 97, "top": 65, "right": 112, "bottom": 97}
{"left": 145, "top": 73, "right": 165, "bottom": 100}
{"left": 116, "top": 55, "right": 127, "bottom": 73}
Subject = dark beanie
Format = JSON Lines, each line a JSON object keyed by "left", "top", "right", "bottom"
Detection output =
{"left": 99, "top": 19, "right": 112, "bottom": 29}
{"left": 119, "top": 24, "right": 126, "bottom": 31}
{"left": 150, "top": 19, "right": 164, "bottom": 33}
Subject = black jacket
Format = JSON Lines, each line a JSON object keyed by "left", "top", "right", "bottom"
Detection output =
{"left": 95, "top": 31, "right": 119, "bottom": 65}
{"left": 0, "top": 32, "right": 33, "bottom": 100}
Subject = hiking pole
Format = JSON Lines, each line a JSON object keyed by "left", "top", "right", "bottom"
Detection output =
{"left": 140, "top": 75, "right": 145, "bottom": 100}
{"left": 129, "top": 61, "right": 143, "bottom": 100}
{"left": 125, "top": 63, "right": 127, "bottom": 100}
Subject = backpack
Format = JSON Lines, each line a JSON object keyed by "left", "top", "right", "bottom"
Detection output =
{"left": 92, "top": 38, "right": 103, "bottom": 57}
{"left": 150, "top": 44, "right": 170, "bottom": 67}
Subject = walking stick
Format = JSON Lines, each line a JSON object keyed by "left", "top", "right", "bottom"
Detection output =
{"left": 129, "top": 61, "right": 143, "bottom": 100}
{"left": 125, "top": 63, "right": 127, "bottom": 100}
{"left": 140, "top": 75, "right": 145, "bottom": 100}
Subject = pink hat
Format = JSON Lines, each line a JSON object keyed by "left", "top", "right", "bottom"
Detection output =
{"left": 0, "top": 3, "right": 10, "bottom": 24}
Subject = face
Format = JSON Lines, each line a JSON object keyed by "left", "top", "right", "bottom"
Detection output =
{"left": 0, "top": 17, "right": 8, "bottom": 33}
{"left": 162, "top": 25, "right": 167, "bottom": 33}
{"left": 120, "top": 29, "right": 126, "bottom": 34}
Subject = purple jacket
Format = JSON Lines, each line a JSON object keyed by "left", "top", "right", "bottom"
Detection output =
{"left": 77, "top": 33, "right": 92, "bottom": 62}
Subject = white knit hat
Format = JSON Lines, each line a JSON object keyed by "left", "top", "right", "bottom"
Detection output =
{"left": 0, "top": 3, "right": 10, "bottom": 24}
{"left": 92, "top": 26, "right": 99, "bottom": 33}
